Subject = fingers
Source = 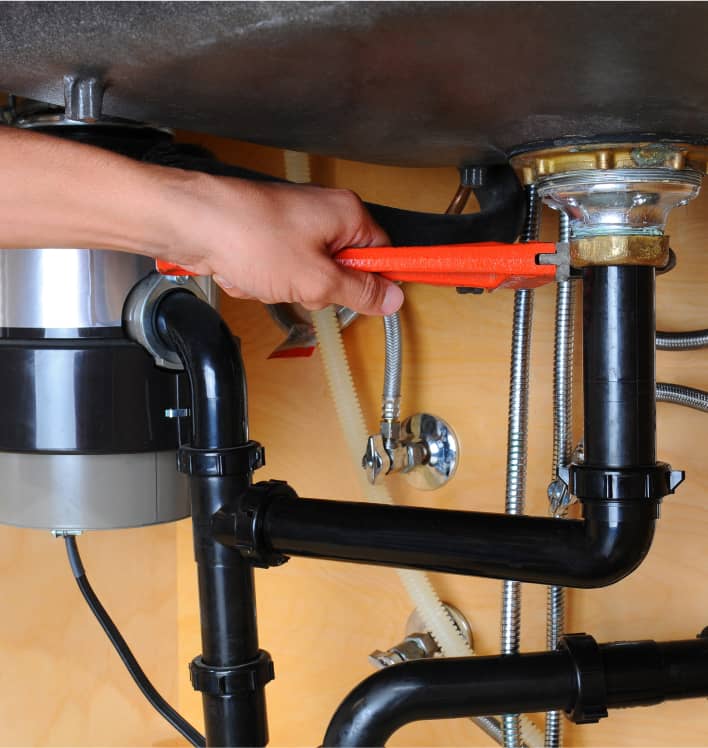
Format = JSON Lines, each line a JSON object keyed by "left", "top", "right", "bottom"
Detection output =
{"left": 368, "top": 201, "right": 390, "bottom": 245}
{"left": 328, "top": 188, "right": 390, "bottom": 251}
{"left": 329, "top": 266, "right": 404, "bottom": 316}
{"left": 212, "top": 274, "right": 233, "bottom": 289}
{"left": 357, "top": 211, "right": 390, "bottom": 250}
{"left": 212, "top": 275, "right": 256, "bottom": 300}
{"left": 203, "top": 183, "right": 399, "bottom": 313}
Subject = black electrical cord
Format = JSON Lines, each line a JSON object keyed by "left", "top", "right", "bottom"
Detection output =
{"left": 64, "top": 535, "right": 206, "bottom": 748}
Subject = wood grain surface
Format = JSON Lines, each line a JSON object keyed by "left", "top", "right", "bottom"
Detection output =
{"left": 0, "top": 523, "right": 182, "bottom": 746}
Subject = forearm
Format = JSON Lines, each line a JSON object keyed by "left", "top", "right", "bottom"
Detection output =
{"left": 0, "top": 126, "right": 190, "bottom": 257}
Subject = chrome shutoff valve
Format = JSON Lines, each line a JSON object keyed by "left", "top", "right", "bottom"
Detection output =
{"left": 362, "top": 413, "right": 458, "bottom": 491}
{"left": 363, "top": 310, "right": 459, "bottom": 491}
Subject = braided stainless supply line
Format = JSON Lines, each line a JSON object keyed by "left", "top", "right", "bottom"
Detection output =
{"left": 656, "top": 382, "right": 708, "bottom": 411}
{"left": 656, "top": 329, "right": 708, "bottom": 350}
{"left": 382, "top": 312, "right": 402, "bottom": 423}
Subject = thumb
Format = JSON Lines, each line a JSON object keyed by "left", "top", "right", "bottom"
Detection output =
{"left": 333, "top": 266, "right": 404, "bottom": 316}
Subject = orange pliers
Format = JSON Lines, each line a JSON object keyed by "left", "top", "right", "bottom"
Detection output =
{"left": 156, "top": 241, "right": 568, "bottom": 291}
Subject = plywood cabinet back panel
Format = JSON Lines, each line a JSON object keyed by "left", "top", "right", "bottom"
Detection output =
{"left": 175, "top": 134, "right": 708, "bottom": 747}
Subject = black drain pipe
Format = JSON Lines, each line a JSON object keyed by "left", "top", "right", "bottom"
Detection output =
{"left": 253, "top": 494, "right": 656, "bottom": 588}
{"left": 155, "top": 290, "right": 271, "bottom": 748}
{"left": 323, "top": 633, "right": 708, "bottom": 746}
{"left": 581, "top": 265, "right": 656, "bottom": 468}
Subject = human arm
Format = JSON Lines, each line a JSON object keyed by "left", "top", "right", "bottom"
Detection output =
{"left": 0, "top": 127, "right": 402, "bottom": 315}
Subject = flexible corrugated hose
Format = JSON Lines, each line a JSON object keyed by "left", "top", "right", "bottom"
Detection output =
{"left": 501, "top": 183, "right": 541, "bottom": 748}
{"left": 298, "top": 147, "right": 541, "bottom": 747}
{"left": 545, "top": 212, "right": 576, "bottom": 748}
{"left": 312, "top": 306, "right": 543, "bottom": 748}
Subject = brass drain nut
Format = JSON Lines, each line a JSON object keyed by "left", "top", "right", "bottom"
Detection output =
{"left": 571, "top": 235, "right": 670, "bottom": 267}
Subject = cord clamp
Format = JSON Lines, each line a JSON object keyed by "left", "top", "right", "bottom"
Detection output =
{"left": 190, "top": 650, "right": 275, "bottom": 696}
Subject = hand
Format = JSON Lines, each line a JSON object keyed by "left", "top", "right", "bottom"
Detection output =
{"left": 163, "top": 174, "right": 404, "bottom": 316}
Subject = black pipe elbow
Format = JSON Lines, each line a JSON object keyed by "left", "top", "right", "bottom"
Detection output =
{"left": 154, "top": 290, "right": 248, "bottom": 449}
{"left": 323, "top": 652, "right": 575, "bottom": 747}
{"left": 567, "top": 501, "right": 657, "bottom": 588}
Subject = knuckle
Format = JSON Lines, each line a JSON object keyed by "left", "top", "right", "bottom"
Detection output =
{"left": 333, "top": 188, "right": 365, "bottom": 214}
{"left": 333, "top": 187, "right": 359, "bottom": 203}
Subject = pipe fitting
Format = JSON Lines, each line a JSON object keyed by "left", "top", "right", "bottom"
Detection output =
{"left": 123, "top": 272, "right": 207, "bottom": 370}
{"left": 369, "top": 633, "right": 439, "bottom": 669}
{"left": 570, "top": 234, "right": 670, "bottom": 267}
{"left": 535, "top": 167, "right": 701, "bottom": 267}
{"left": 154, "top": 290, "right": 248, "bottom": 449}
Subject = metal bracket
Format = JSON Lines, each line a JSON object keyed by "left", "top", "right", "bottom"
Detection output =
{"left": 63, "top": 75, "right": 104, "bottom": 123}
